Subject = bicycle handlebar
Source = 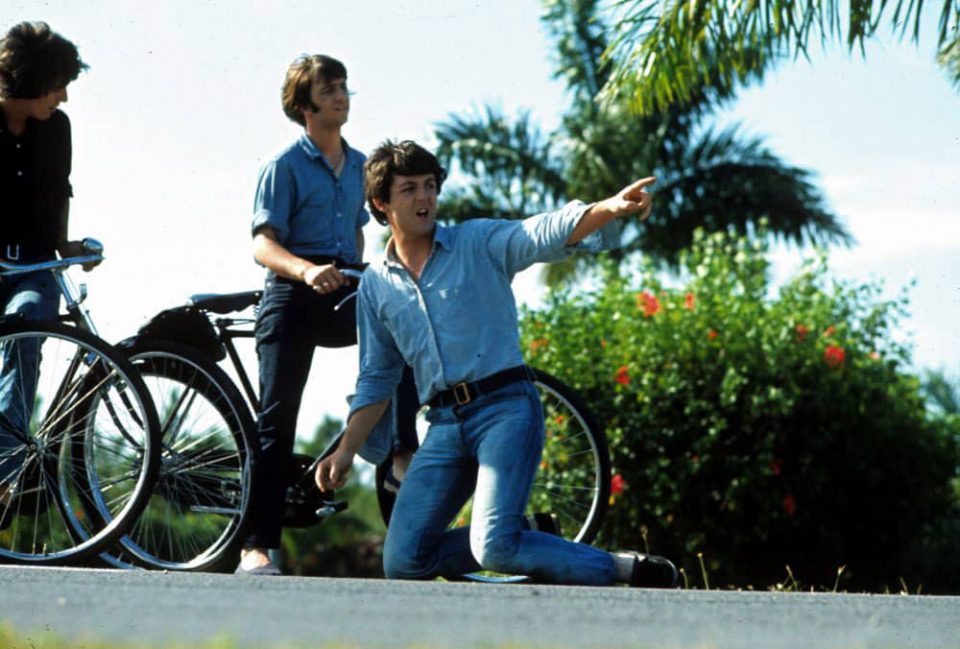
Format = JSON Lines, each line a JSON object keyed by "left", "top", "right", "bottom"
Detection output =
{"left": 0, "top": 254, "right": 104, "bottom": 277}
{"left": 0, "top": 238, "right": 104, "bottom": 278}
{"left": 334, "top": 268, "right": 364, "bottom": 311}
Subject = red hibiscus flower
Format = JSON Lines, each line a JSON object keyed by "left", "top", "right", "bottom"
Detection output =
{"left": 824, "top": 345, "right": 846, "bottom": 368}
{"left": 795, "top": 324, "right": 809, "bottom": 342}
{"left": 610, "top": 474, "right": 626, "bottom": 497}
{"left": 636, "top": 291, "right": 661, "bottom": 317}
{"left": 707, "top": 329, "right": 719, "bottom": 341}
{"left": 684, "top": 292, "right": 695, "bottom": 311}
{"left": 615, "top": 365, "right": 631, "bottom": 385}
{"left": 822, "top": 325, "right": 836, "bottom": 337}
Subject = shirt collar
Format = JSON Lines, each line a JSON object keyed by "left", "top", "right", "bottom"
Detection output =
{"left": 382, "top": 223, "right": 452, "bottom": 270}
{"left": 433, "top": 223, "right": 454, "bottom": 250}
{"left": 297, "top": 133, "right": 356, "bottom": 166}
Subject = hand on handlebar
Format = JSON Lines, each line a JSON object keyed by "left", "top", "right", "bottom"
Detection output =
{"left": 315, "top": 447, "right": 355, "bottom": 492}
{"left": 302, "top": 264, "right": 345, "bottom": 294}
{"left": 58, "top": 240, "right": 103, "bottom": 272}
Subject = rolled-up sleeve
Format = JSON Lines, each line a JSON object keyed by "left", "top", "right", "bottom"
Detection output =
{"left": 252, "top": 159, "right": 294, "bottom": 241}
{"left": 486, "top": 201, "right": 622, "bottom": 276}
{"left": 350, "top": 278, "right": 405, "bottom": 417}
{"left": 355, "top": 194, "right": 371, "bottom": 229}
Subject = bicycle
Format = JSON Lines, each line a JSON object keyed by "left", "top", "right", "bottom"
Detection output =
{"left": 0, "top": 240, "right": 161, "bottom": 564}
{"left": 111, "top": 268, "right": 610, "bottom": 572}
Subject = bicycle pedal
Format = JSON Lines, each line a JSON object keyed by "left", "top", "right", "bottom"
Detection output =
{"left": 315, "top": 500, "right": 348, "bottom": 519}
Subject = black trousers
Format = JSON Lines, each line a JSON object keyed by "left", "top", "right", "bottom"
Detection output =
{"left": 245, "top": 273, "right": 358, "bottom": 549}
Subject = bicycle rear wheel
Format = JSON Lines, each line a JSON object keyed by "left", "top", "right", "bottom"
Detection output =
{"left": 375, "top": 368, "right": 610, "bottom": 545}
{"left": 101, "top": 339, "right": 256, "bottom": 571}
{"left": 0, "top": 321, "right": 160, "bottom": 564}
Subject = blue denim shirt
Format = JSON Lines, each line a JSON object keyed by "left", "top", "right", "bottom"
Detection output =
{"left": 252, "top": 135, "right": 369, "bottom": 263}
{"left": 351, "top": 201, "right": 619, "bottom": 423}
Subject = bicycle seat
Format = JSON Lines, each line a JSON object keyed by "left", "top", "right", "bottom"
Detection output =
{"left": 189, "top": 290, "right": 262, "bottom": 314}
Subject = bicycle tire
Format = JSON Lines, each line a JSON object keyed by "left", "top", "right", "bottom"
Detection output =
{"left": 0, "top": 321, "right": 160, "bottom": 564}
{"left": 101, "top": 339, "right": 257, "bottom": 571}
{"left": 374, "top": 367, "right": 610, "bottom": 545}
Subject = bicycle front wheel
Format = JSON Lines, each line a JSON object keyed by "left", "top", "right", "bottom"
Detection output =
{"left": 0, "top": 321, "right": 160, "bottom": 564}
{"left": 101, "top": 339, "right": 256, "bottom": 571}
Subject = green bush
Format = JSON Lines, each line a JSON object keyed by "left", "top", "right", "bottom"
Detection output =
{"left": 520, "top": 229, "right": 960, "bottom": 592}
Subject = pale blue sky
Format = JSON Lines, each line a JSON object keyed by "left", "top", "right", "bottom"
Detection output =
{"left": 4, "top": 1, "right": 958, "bottom": 432}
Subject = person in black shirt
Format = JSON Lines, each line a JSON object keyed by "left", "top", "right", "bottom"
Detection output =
{"left": 0, "top": 22, "right": 89, "bottom": 508}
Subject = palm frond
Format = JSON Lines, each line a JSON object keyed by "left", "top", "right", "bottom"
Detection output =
{"left": 435, "top": 106, "right": 567, "bottom": 220}
{"left": 603, "top": 0, "right": 957, "bottom": 115}
{"left": 541, "top": 0, "right": 612, "bottom": 101}
{"left": 938, "top": 32, "right": 960, "bottom": 90}
{"left": 625, "top": 124, "right": 851, "bottom": 265}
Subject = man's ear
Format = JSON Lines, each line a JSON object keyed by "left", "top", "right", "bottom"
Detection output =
{"left": 372, "top": 196, "right": 388, "bottom": 216}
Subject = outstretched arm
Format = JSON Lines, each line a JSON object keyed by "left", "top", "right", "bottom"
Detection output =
{"left": 566, "top": 176, "right": 656, "bottom": 246}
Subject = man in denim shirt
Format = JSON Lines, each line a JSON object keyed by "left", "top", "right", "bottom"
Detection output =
{"left": 316, "top": 140, "right": 677, "bottom": 587}
{"left": 239, "top": 54, "right": 368, "bottom": 575}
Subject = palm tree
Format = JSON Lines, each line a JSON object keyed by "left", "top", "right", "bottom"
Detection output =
{"left": 434, "top": 0, "right": 850, "bottom": 282}
{"left": 922, "top": 368, "right": 960, "bottom": 415}
{"left": 603, "top": 0, "right": 960, "bottom": 115}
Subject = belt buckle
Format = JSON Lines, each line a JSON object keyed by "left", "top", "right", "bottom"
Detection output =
{"left": 453, "top": 382, "right": 472, "bottom": 406}
{"left": 6, "top": 244, "right": 19, "bottom": 261}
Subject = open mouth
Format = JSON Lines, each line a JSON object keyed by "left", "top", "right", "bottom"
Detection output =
{"left": 416, "top": 208, "right": 430, "bottom": 218}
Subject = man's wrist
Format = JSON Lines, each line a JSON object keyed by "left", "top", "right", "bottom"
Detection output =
{"left": 338, "top": 428, "right": 363, "bottom": 456}
{"left": 298, "top": 262, "right": 314, "bottom": 283}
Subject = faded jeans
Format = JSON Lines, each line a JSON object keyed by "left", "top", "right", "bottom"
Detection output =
{"left": 0, "top": 270, "right": 60, "bottom": 483}
{"left": 382, "top": 380, "right": 618, "bottom": 585}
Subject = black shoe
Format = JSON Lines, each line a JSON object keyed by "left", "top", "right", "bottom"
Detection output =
{"left": 234, "top": 563, "right": 282, "bottom": 576}
{"left": 525, "top": 513, "right": 562, "bottom": 537}
{"left": 627, "top": 553, "right": 679, "bottom": 588}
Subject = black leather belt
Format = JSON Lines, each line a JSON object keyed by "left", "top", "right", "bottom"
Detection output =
{"left": 428, "top": 365, "right": 532, "bottom": 408}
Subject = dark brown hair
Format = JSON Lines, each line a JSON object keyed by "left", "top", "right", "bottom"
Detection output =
{"left": 0, "top": 21, "right": 86, "bottom": 99}
{"left": 364, "top": 140, "right": 447, "bottom": 225}
{"left": 281, "top": 54, "right": 347, "bottom": 126}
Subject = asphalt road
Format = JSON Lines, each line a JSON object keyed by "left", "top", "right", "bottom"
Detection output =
{"left": 1, "top": 566, "right": 958, "bottom": 648}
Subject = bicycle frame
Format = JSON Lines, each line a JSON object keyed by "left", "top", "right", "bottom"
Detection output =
{"left": 187, "top": 267, "right": 365, "bottom": 416}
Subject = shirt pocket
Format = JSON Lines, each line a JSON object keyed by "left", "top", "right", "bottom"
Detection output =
{"left": 302, "top": 182, "right": 334, "bottom": 211}
{"left": 426, "top": 280, "right": 475, "bottom": 342}
{"left": 293, "top": 182, "right": 337, "bottom": 247}
{"left": 379, "top": 290, "right": 425, "bottom": 356}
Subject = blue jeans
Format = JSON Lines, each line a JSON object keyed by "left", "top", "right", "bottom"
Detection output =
{"left": 383, "top": 380, "right": 618, "bottom": 585}
{"left": 0, "top": 270, "right": 60, "bottom": 483}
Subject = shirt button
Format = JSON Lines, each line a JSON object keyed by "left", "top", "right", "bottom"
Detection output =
{"left": 15, "top": 144, "right": 21, "bottom": 149}
{"left": 337, "top": 212, "right": 342, "bottom": 218}
{"left": 17, "top": 171, "right": 23, "bottom": 176}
